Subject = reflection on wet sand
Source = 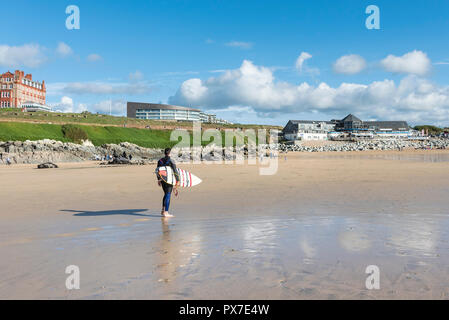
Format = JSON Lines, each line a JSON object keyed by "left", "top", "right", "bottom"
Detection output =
{"left": 388, "top": 218, "right": 440, "bottom": 257}
{"left": 324, "top": 152, "right": 449, "bottom": 163}
{"left": 338, "top": 230, "right": 371, "bottom": 252}
{"left": 1, "top": 151, "right": 449, "bottom": 299}
{"left": 195, "top": 213, "right": 449, "bottom": 299}
{"left": 155, "top": 218, "right": 176, "bottom": 283}
{"left": 152, "top": 218, "right": 203, "bottom": 297}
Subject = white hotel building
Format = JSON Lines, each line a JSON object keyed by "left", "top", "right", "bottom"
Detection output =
{"left": 127, "top": 102, "right": 230, "bottom": 124}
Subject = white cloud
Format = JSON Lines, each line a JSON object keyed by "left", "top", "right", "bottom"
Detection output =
{"left": 59, "top": 96, "right": 74, "bottom": 110}
{"left": 295, "top": 52, "right": 312, "bottom": 72}
{"left": 169, "top": 60, "right": 449, "bottom": 124}
{"left": 161, "top": 71, "right": 199, "bottom": 76}
{"left": 129, "top": 70, "right": 144, "bottom": 82}
{"left": 56, "top": 42, "right": 73, "bottom": 57}
{"left": 206, "top": 105, "right": 278, "bottom": 124}
{"left": 381, "top": 50, "right": 431, "bottom": 75}
{"left": 176, "top": 78, "right": 208, "bottom": 101}
{"left": 48, "top": 81, "right": 152, "bottom": 95}
{"left": 87, "top": 54, "right": 102, "bottom": 62}
{"left": 0, "top": 43, "right": 46, "bottom": 68}
{"left": 209, "top": 69, "right": 227, "bottom": 74}
{"left": 333, "top": 54, "right": 367, "bottom": 74}
{"left": 90, "top": 100, "right": 126, "bottom": 115}
{"left": 49, "top": 96, "right": 87, "bottom": 113}
{"left": 225, "top": 41, "right": 253, "bottom": 49}
{"left": 49, "top": 97, "right": 125, "bottom": 115}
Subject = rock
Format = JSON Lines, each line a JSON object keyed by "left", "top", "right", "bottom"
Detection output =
{"left": 108, "top": 157, "right": 131, "bottom": 165}
{"left": 81, "top": 140, "right": 95, "bottom": 147}
{"left": 37, "top": 162, "right": 59, "bottom": 169}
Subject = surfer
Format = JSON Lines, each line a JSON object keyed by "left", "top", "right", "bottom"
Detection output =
{"left": 157, "top": 148, "right": 179, "bottom": 217}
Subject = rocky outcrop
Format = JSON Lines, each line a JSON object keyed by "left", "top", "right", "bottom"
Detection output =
{"left": 0, "top": 138, "right": 448, "bottom": 165}
{"left": 0, "top": 139, "right": 163, "bottom": 165}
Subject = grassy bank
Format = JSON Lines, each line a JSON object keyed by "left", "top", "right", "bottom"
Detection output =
{"left": 0, "top": 122, "right": 71, "bottom": 143}
{"left": 0, "top": 122, "right": 175, "bottom": 148}
{"left": 0, "top": 109, "right": 281, "bottom": 131}
{"left": 0, "top": 122, "right": 270, "bottom": 148}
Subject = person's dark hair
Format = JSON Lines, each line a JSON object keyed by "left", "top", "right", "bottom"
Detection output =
{"left": 164, "top": 148, "right": 171, "bottom": 156}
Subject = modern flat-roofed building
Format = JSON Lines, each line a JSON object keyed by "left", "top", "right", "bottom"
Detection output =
{"left": 283, "top": 114, "right": 411, "bottom": 141}
{"left": 0, "top": 70, "right": 46, "bottom": 108}
{"left": 283, "top": 120, "right": 337, "bottom": 141}
{"left": 21, "top": 101, "right": 52, "bottom": 112}
{"left": 127, "top": 102, "right": 203, "bottom": 121}
{"left": 127, "top": 102, "right": 230, "bottom": 123}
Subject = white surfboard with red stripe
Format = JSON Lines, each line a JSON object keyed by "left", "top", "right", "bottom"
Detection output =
{"left": 156, "top": 166, "right": 202, "bottom": 187}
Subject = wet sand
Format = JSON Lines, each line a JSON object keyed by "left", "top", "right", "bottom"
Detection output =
{"left": 1, "top": 150, "right": 449, "bottom": 299}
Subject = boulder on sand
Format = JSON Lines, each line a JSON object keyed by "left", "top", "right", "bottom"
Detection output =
{"left": 37, "top": 162, "right": 59, "bottom": 169}
{"left": 108, "top": 157, "right": 131, "bottom": 165}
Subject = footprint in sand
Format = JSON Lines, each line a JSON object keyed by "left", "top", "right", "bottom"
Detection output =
{"left": 83, "top": 227, "right": 102, "bottom": 232}
{"left": 54, "top": 233, "right": 77, "bottom": 238}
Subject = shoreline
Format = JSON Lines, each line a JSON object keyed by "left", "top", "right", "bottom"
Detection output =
{"left": 1, "top": 138, "right": 448, "bottom": 165}
{"left": 1, "top": 148, "right": 449, "bottom": 169}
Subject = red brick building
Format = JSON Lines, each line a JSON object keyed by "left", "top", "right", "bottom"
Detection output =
{"left": 0, "top": 70, "right": 46, "bottom": 108}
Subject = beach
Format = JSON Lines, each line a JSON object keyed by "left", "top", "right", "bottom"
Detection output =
{"left": 1, "top": 149, "right": 449, "bottom": 299}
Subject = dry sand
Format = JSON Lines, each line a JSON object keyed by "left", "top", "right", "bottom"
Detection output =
{"left": 1, "top": 150, "right": 449, "bottom": 299}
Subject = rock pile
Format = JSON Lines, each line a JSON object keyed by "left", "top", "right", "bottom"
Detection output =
{"left": 106, "top": 157, "right": 131, "bottom": 165}
{"left": 1, "top": 138, "right": 448, "bottom": 165}
{"left": 0, "top": 139, "right": 163, "bottom": 165}
{"left": 277, "top": 139, "right": 449, "bottom": 153}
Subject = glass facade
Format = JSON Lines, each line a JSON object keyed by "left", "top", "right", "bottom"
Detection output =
{"left": 21, "top": 102, "right": 52, "bottom": 112}
{"left": 136, "top": 108, "right": 203, "bottom": 121}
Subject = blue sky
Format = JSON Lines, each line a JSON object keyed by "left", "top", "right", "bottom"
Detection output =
{"left": 1, "top": 0, "right": 449, "bottom": 125}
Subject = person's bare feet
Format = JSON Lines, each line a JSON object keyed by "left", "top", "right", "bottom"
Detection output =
{"left": 161, "top": 211, "right": 174, "bottom": 218}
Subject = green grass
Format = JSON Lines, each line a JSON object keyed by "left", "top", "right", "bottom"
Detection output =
{"left": 0, "top": 122, "right": 70, "bottom": 142}
{"left": 0, "top": 109, "right": 281, "bottom": 131}
{"left": 81, "top": 126, "right": 176, "bottom": 148}
{"left": 0, "top": 122, "right": 175, "bottom": 148}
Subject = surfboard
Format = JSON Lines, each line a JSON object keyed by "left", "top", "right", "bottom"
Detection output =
{"left": 156, "top": 166, "right": 202, "bottom": 187}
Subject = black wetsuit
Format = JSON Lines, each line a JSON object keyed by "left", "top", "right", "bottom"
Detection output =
{"left": 157, "top": 156, "right": 178, "bottom": 211}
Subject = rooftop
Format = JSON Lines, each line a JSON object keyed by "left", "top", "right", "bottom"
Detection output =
{"left": 341, "top": 114, "right": 362, "bottom": 122}
{"left": 127, "top": 102, "right": 201, "bottom": 112}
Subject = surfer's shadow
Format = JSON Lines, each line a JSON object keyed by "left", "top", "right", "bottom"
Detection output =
{"left": 61, "top": 209, "right": 162, "bottom": 218}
